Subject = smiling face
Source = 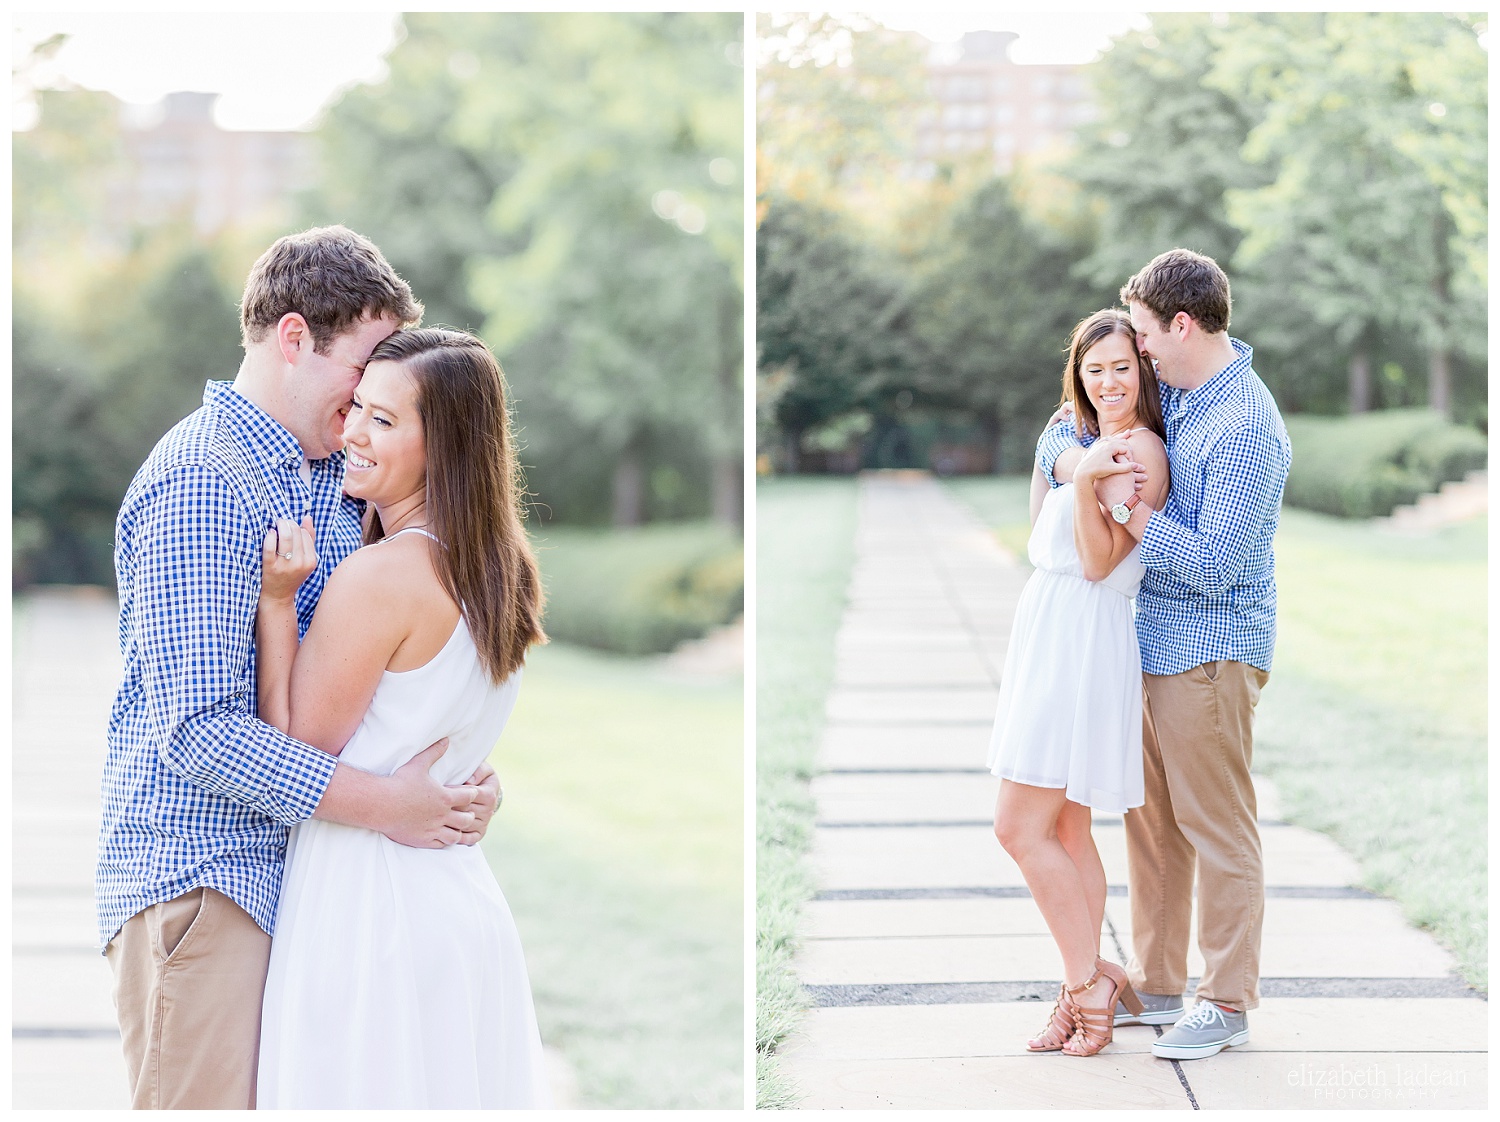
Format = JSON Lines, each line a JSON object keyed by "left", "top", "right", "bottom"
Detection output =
{"left": 340, "top": 358, "right": 427, "bottom": 508}
{"left": 1077, "top": 330, "right": 1143, "bottom": 434}
{"left": 283, "top": 313, "right": 400, "bottom": 459}
{"left": 1127, "top": 300, "right": 1186, "bottom": 385}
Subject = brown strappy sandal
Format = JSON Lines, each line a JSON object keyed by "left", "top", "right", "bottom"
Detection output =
{"left": 1025, "top": 983, "right": 1078, "bottom": 1052}
{"left": 1062, "top": 959, "right": 1143, "bottom": 1057}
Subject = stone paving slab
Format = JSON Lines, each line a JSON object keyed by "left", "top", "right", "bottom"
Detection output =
{"left": 837, "top": 608, "right": 967, "bottom": 631}
{"left": 13, "top": 1040, "right": 131, "bottom": 1110}
{"left": 809, "top": 826, "right": 1111, "bottom": 890}
{"left": 805, "top": 896, "right": 1455, "bottom": 982}
{"left": 13, "top": 894, "right": 99, "bottom": 950}
{"left": 777, "top": 998, "right": 1486, "bottom": 1064}
{"left": 812, "top": 772, "right": 997, "bottom": 824}
{"left": 779, "top": 1051, "right": 1193, "bottom": 1109}
{"left": 803, "top": 897, "right": 1051, "bottom": 939}
{"left": 817, "top": 726, "right": 995, "bottom": 772}
{"left": 798, "top": 933, "right": 1069, "bottom": 984}
{"left": 834, "top": 653, "right": 995, "bottom": 688}
{"left": 12, "top": 832, "right": 100, "bottom": 890}
{"left": 1103, "top": 897, "right": 1458, "bottom": 980}
{"left": 1186, "top": 1051, "right": 1486, "bottom": 1110}
{"left": 834, "top": 633, "right": 987, "bottom": 656}
{"left": 13, "top": 953, "right": 118, "bottom": 1029}
{"left": 835, "top": 626, "right": 1004, "bottom": 651}
{"left": 825, "top": 687, "right": 999, "bottom": 725}
{"left": 1239, "top": 999, "right": 1487, "bottom": 1053}
{"left": 813, "top": 819, "right": 1363, "bottom": 892}
{"left": 812, "top": 773, "right": 1286, "bottom": 827}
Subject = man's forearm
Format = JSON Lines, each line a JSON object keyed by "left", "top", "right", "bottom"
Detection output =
{"left": 157, "top": 711, "right": 337, "bottom": 824}
{"left": 312, "top": 742, "right": 480, "bottom": 849}
{"left": 1053, "top": 446, "right": 1083, "bottom": 485}
{"left": 312, "top": 763, "right": 391, "bottom": 832}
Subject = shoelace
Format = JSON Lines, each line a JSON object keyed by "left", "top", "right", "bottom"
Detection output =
{"left": 1177, "top": 1001, "right": 1229, "bottom": 1031}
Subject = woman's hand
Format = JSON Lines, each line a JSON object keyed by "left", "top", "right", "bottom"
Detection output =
{"left": 262, "top": 516, "right": 317, "bottom": 604}
{"left": 1075, "top": 433, "right": 1143, "bottom": 487}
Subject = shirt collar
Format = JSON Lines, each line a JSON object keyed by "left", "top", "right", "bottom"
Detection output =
{"left": 1162, "top": 338, "right": 1252, "bottom": 414}
{"left": 203, "top": 381, "right": 307, "bottom": 475}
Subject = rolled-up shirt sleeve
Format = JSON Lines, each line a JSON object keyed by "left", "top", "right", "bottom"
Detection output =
{"left": 126, "top": 464, "right": 336, "bottom": 822}
{"left": 1035, "top": 419, "right": 1087, "bottom": 487}
{"left": 1138, "top": 423, "right": 1286, "bottom": 596}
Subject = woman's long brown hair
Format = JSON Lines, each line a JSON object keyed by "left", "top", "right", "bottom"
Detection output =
{"left": 362, "top": 328, "right": 545, "bottom": 682}
{"left": 1061, "top": 309, "right": 1166, "bottom": 443}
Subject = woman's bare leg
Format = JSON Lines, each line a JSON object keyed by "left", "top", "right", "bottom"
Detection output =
{"left": 1055, "top": 799, "right": 1106, "bottom": 958}
{"left": 993, "top": 780, "right": 1097, "bottom": 990}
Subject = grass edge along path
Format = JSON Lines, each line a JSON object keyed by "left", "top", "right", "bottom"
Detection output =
{"left": 755, "top": 477, "right": 858, "bottom": 1109}
{"left": 944, "top": 476, "right": 1487, "bottom": 994}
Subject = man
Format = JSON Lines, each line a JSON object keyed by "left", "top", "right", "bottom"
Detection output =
{"left": 1037, "top": 248, "right": 1292, "bottom": 1060}
{"left": 96, "top": 226, "right": 501, "bottom": 1109}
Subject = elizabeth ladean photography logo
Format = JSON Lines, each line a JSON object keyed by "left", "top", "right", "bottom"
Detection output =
{"left": 1288, "top": 1061, "right": 1468, "bottom": 1102}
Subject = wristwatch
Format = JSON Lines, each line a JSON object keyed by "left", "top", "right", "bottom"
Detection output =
{"left": 1110, "top": 493, "right": 1141, "bottom": 524}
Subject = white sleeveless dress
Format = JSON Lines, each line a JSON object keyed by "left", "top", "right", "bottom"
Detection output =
{"left": 257, "top": 531, "right": 549, "bottom": 1109}
{"left": 986, "top": 483, "right": 1146, "bottom": 813}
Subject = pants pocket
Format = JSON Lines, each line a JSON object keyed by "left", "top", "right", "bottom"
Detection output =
{"left": 155, "top": 888, "right": 208, "bottom": 963}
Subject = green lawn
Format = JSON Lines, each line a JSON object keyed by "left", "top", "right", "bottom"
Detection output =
{"left": 1255, "top": 509, "right": 1486, "bottom": 990}
{"left": 755, "top": 477, "right": 858, "bottom": 1108}
{"left": 481, "top": 639, "right": 743, "bottom": 1108}
{"left": 945, "top": 476, "right": 1488, "bottom": 991}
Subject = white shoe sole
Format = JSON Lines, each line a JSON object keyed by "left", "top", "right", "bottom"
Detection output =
{"left": 1151, "top": 1029, "right": 1250, "bottom": 1060}
{"left": 1114, "top": 1007, "right": 1184, "bottom": 1027}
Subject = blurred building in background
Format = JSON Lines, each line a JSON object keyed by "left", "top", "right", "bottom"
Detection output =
{"left": 914, "top": 30, "right": 1094, "bottom": 176}
{"left": 112, "top": 91, "right": 313, "bottom": 235}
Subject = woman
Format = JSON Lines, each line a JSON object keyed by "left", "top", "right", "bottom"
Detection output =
{"left": 253, "top": 328, "right": 550, "bottom": 1107}
{"left": 987, "top": 309, "right": 1170, "bottom": 1057}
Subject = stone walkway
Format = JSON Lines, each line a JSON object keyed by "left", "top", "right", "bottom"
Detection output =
{"left": 12, "top": 589, "right": 131, "bottom": 1108}
{"left": 10, "top": 589, "right": 579, "bottom": 1109}
{"left": 775, "top": 473, "right": 1486, "bottom": 1110}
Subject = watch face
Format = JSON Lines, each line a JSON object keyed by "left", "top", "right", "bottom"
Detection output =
{"left": 1111, "top": 503, "right": 1130, "bottom": 524}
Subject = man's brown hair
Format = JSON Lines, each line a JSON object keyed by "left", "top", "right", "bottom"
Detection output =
{"left": 239, "top": 225, "right": 423, "bottom": 352}
{"left": 1120, "top": 248, "right": 1231, "bottom": 335}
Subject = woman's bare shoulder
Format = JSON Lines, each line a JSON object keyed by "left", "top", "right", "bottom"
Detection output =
{"left": 1129, "top": 428, "right": 1171, "bottom": 503}
{"left": 324, "top": 534, "right": 444, "bottom": 606}
{"left": 1130, "top": 428, "right": 1168, "bottom": 466}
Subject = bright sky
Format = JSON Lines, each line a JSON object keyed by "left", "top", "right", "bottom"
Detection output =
{"left": 13, "top": 11, "right": 402, "bottom": 131}
{"left": 861, "top": 9, "right": 1150, "bottom": 64}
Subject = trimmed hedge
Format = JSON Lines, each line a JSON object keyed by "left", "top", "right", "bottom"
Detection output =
{"left": 1283, "top": 409, "right": 1487, "bottom": 519}
{"left": 532, "top": 521, "right": 743, "bottom": 656}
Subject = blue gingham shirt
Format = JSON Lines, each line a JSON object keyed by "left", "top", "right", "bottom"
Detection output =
{"left": 1037, "top": 339, "right": 1292, "bottom": 675}
{"left": 97, "top": 382, "right": 366, "bottom": 950}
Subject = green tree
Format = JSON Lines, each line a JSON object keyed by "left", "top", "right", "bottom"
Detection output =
{"left": 1066, "top": 14, "right": 1265, "bottom": 289}
{"left": 314, "top": 13, "right": 744, "bottom": 526}
{"left": 915, "top": 179, "right": 1103, "bottom": 472}
{"left": 756, "top": 198, "right": 921, "bottom": 469}
{"left": 756, "top": 12, "right": 939, "bottom": 237}
{"left": 1211, "top": 12, "right": 1487, "bottom": 418}
{"left": 13, "top": 234, "right": 244, "bottom": 585}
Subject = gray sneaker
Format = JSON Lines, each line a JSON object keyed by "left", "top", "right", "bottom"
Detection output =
{"left": 1151, "top": 999, "right": 1249, "bottom": 1059}
{"left": 1113, "top": 990, "right": 1185, "bottom": 1027}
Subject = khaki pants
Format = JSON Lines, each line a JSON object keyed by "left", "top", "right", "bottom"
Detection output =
{"left": 106, "top": 887, "right": 272, "bottom": 1110}
{"left": 1125, "top": 660, "right": 1270, "bottom": 1011}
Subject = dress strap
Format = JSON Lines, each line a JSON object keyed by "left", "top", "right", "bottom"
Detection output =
{"left": 384, "top": 526, "right": 446, "bottom": 548}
